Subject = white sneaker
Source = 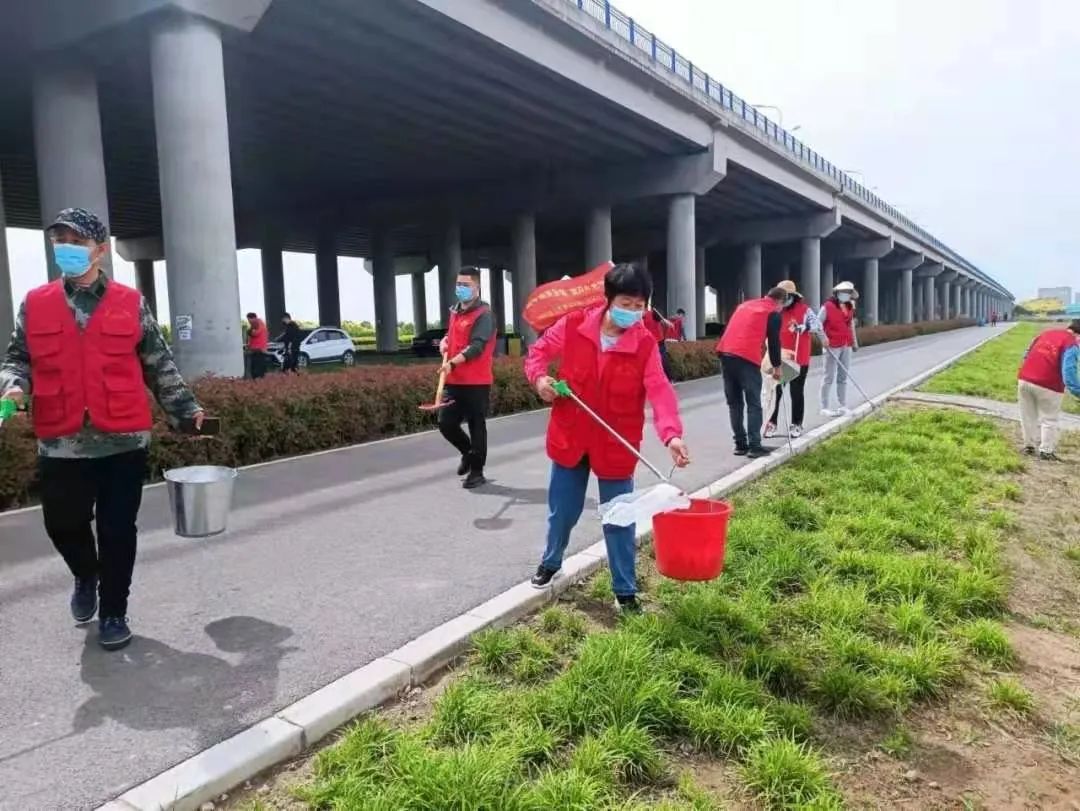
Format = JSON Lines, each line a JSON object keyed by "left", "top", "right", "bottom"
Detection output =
{"left": 789, "top": 425, "right": 803, "bottom": 438}
{"left": 837, "top": 406, "right": 850, "bottom": 415}
{"left": 821, "top": 408, "right": 839, "bottom": 418}
{"left": 763, "top": 423, "right": 778, "bottom": 439}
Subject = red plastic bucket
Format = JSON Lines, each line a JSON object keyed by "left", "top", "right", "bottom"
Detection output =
{"left": 652, "top": 498, "right": 733, "bottom": 581}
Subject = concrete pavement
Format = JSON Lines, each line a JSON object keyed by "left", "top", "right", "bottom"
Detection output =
{"left": 0, "top": 325, "right": 1005, "bottom": 810}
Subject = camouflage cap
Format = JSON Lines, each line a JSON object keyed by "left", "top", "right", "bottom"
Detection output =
{"left": 47, "top": 207, "right": 108, "bottom": 243}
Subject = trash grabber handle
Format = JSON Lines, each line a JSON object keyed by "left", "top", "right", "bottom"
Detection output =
{"left": 433, "top": 353, "right": 449, "bottom": 404}
{"left": 552, "top": 380, "right": 670, "bottom": 483}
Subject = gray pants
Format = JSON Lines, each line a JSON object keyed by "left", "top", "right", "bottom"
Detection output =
{"left": 820, "top": 346, "right": 852, "bottom": 410}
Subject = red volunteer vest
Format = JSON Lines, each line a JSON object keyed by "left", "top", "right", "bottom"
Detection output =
{"left": 24, "top": 279, "right": 152, "bottom": 439}
{"left": 248, "top": 319, "right": 269, "bottom": 351}
{"left": 546, "top": 311, "right": 653, "bottom": 479}
{"left": 446, "top": 303, "right": 496, "bottom": 385}
{"left": 1018, "top": 329, "right": 1075, "bottom": 393}
{"left": 780, "top": 300, "right": 812, "bottom": 366}
{"left": 822, "top": 299, "right": 855, "bottom": 348}
{"left": 716, "top": 297, "right": 776, "bottom": 363}
{"left": 643, "top": 310, "right": 664, "bottom": 343}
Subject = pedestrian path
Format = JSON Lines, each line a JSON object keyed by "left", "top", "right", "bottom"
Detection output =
{"left": 894, "top": 390, "right": 1080, "bottom": 430}
{"left": 0, "top": 325, "right": 1006, "bottom": 810}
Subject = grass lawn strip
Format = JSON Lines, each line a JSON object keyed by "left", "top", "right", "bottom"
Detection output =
{"left": 921, "top": 322, "right": 1080, "bottom": 415}
{"left": 229, "top": 406, "right": 1069, "bottom": 810}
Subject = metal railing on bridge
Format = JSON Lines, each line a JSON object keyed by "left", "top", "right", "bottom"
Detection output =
{"left": 565, "top": 0, "right": 1003, "bottom": 294}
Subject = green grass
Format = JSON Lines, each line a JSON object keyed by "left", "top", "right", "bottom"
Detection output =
{"left": 292, "top": 407, "right": 1018, "bottom": 808}
{"left": 986, "top": 677, "right": 1035, "bottom": 716}
{"left": 921, "top": 321, "right": 1080, "bottom": 414}
{"left": 879, "top": 726, "right": 914, "bottom": 758}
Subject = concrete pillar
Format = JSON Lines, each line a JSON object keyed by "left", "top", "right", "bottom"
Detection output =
{"left": 261, "top": 245, "right": 286, "bottom": 328}
{"left": 799, "top": 237, "right": 821, "bottom": 308}
{"left": 438, "top": 221, "right": 461, "bottom": 322}
{"left": 922, "top": 275, "right": 936, "bottom": 321}
{"left": 372, "top": 230, "right": 396, "bottom": 352}
{"left": 900, "top": 269, "right": 914, "bottom": 324}
{"left": 315, "top": 233, "right": 340, "bottom": 327}
{"left": 585, "top": 206, "right": 612, "bottom": 269}
{"left": 940, "top": 279, "right": 952, "bottom": 319}
{"left": 0, "top": 168, "right": 13, "bottom": 347}
{"left": 961, "top": 286, "right": 970, "bottom": 318}
{"left": 951, "top": 284, "right": 961, "bottom": 322}
{"left": 151, "top": 14, "right": 243, "bottom": 377}
{"left": 33, "top": 62, "right": 112, "bottom": 279}
{"left": 821, "top": 260, "right": 835, "bottom": 300}
{"left": 742, "top": 242, "right": 762, "bottom": 300}
{"left": 511, "top": 213, "right": 537, "bottom": 344}
{"left": 694, "top": 246, "right": 706, "bottom": 339}
{"left": 411, "top": 271, "right": 427, "bottom": 334}
{"left": 862, "top": 258, "right": 879, "bottom": 326}
{"left": 489, "top": 267, "right": 506, "bottom": 335}
{"left": 134, "top": 259, "right": 158, "bottom": 319}
{"left": 667, "top": 194, "right": 696, "bottom": 338}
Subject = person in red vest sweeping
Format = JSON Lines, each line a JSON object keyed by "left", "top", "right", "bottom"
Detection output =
{"left": 763, "top": 280, "right": 828, "bottom": 440}
{"left": 818, "top": 281, "right": 859, "bottom": 416}
{"left": 716, "top": 286, "right": 787, "bottom": 457}
{"left": 0, "top": 208, "right": 205, "bottom": 651}
{"left": 524, "top": 263, "right": 690, "bottom": 613}
{"left": 1017, "top": 320, "right": 1080, "bottom": 461}
{"left": 245, "top": 311, "right": 269, "bottom": 379}
{"left": 438, "top": 266, "right": 497, "bottom": 489}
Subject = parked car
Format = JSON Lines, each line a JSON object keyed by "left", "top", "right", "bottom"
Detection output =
{"left": 267, "top": 327, "right": 355, "bottom": 369}
{"left": 411, "top": 327, "right": 448, "bottom": 358}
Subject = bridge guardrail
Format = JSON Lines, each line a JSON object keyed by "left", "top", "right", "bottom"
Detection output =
{"left": 566, "top": 0, "right": 1007, "bottom": 296}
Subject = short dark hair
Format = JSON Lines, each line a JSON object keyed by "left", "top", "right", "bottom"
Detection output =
{"left": 766, "top": 286, "right": 787, "bottom": 302}
{"left": 246, "top": 312, "right": 257, "bottom": 319}
{"left": 1069, "top": 319, "right": 1080, "bottom": 334}
{"left": 459, "top": 266, "right": 481, "bottom": 281}
{"left": 282, "top": 312, "right": 292, "bottom": 320}
{"left": 676, "top": 308, "right": 686, "bottom": 315}
{"left": 604, "top": 262, "right": 652, "bottom": 302}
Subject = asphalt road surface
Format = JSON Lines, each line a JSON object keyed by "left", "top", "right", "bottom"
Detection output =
{"left": 0, "top": 325, "right": 1004, "bottom": 810}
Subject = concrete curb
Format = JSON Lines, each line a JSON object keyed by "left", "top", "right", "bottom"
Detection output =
{"left": 102, "top": 326, "right": 1008, "bottom": 811}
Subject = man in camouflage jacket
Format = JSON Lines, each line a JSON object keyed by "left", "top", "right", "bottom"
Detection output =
{"left": 0, "top": 208, "right": 204, "bottom": 651}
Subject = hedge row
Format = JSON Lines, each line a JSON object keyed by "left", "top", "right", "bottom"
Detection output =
{"left": 0, "top": 319, "right": 973, "bottom": 510}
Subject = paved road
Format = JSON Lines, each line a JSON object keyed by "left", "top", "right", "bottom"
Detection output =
{"left": 0, "top": 325, "right": 1004, "bottom": 810}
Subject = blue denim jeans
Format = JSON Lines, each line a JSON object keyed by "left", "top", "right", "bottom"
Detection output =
{"left": 540, "top": 459, "right": 637, "bottom": 596}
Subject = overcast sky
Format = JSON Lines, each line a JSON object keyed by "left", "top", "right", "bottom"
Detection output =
{"left": 5, "top": 0, "right": 1075, "bottom": 321}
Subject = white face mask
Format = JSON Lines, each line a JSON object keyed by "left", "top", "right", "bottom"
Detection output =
{"left": 836, "top": 292, "right": 852, "bottom": 304}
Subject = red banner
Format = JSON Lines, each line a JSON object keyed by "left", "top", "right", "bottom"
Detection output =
{"left": 523, "top": 262, "right": 614, "bottom": 332}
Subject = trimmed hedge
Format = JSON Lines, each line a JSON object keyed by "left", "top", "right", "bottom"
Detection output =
{"left": 0, "top": 319, "right": 972, "bottom": 510}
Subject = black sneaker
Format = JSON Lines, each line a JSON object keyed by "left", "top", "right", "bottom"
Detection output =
{"left": 530, "top": 565, "right": 558, "bottom": 589}
{"left": 457, "top": 455, "right": 469, "bottom": 476}
{"left": 747, "top": 446, "right": 773, "bottom": 459}
{"left": 71, "top": 576, "right": 98, "bottom": 623}
{"left": 463, "top": 470, "right": 487, "bottom": 489}
{"left": 733, "top": 446, "right": 749, "bottom": 457}
{"left": 615, "top": 595, "right": 643, "bottom": 615}
{"left": 1038, "top": 451, "right": 1061, "bottom": 462}
{"left": 98, "top": 617, "right": 133, "bottom": 651}
{"left": 1023, "top": 446, "right": 1036, "bottom": 456}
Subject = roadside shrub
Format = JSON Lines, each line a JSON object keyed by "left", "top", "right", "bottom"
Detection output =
{"left": 0, "top": 319, "right": 971, "bottom": 510}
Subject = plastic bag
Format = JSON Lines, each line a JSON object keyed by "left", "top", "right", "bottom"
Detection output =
{"left": 598, "top": 483, "right": 691, "bottom": 527}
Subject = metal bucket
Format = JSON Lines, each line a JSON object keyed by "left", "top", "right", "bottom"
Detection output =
{"left": 163, "top": 466, "right": 238, "bottom": 538}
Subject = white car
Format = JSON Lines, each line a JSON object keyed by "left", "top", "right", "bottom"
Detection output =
{"left": 268, "top": 327, "right": 355, "bottom": 369}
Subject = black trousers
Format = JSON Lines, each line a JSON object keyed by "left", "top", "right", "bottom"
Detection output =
{"left": 438, "top": 384, "right": 490, "bottom": 471}
{"left": 283, "top": 348, "right": 300, "bottom": 373}
{"left": 250, "top": 351, "right": 268, "bottom": 379}
{"left": 39, "top": 449, "right": 148, "bottom": 618}
{"left": 770, "top": 364, "right": 810, "bottom": 427}
{"left": 720, "top": 353, "right": 764, "bottom": 451}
